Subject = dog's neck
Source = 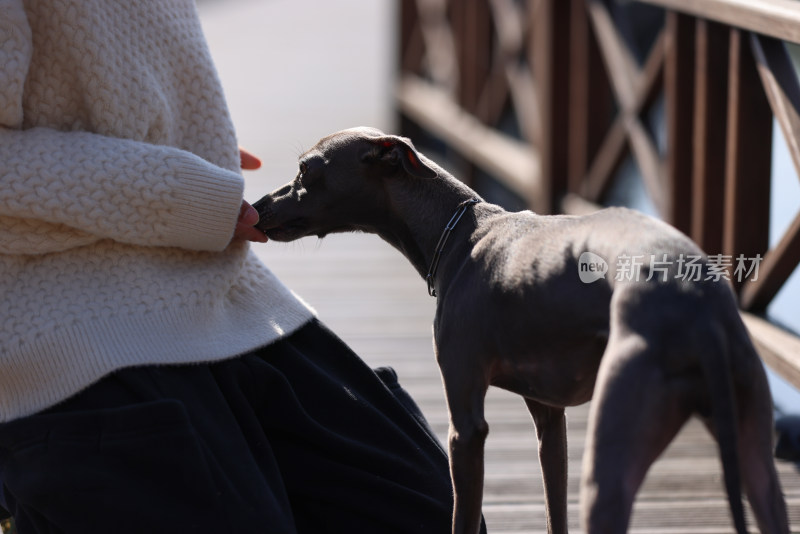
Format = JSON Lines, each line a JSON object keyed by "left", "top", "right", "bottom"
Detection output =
{"left": 375, "top": 169, "right": 492, "bottom": 297}
{"left": 424, "top": 198, "right": 481, "bottom": 296}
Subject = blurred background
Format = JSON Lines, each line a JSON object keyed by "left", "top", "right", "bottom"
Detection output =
{"left": 198, "top": 0, "right": 397, "bottom": 200}
{"left": 197, "top": 0, "right": 800, "bottom": 418}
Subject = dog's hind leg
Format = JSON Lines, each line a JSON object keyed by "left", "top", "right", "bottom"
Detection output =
{"left": 728, "top": 345, "right": 790, "bottom": 534}
{"left": 526, "top": 400, "right": 568, "bottom": 534}
{"left": 580, "top": 336, "right": 692, "bottom": 534}
{"left": 737, "top": 405, "right": 790, "bottom": 534}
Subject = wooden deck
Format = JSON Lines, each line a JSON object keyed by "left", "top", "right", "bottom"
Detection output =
{"left": 257, "top": 232, "right": 800, "bottom": 533}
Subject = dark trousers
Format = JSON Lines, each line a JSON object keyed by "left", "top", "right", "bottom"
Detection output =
{"left": 0, "top": 320, "right": 484, "bottom": 533}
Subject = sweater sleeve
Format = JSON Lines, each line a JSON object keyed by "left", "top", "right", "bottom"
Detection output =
{"left": 0, "top": 0, "right": 244, "bottom": 255}
{"left": 0, "top": 127, "right": 245, "bottom": 254}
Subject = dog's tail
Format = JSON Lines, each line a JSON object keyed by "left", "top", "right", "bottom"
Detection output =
{"left": 698, "top": 321, "right": 748, "bottom": 534}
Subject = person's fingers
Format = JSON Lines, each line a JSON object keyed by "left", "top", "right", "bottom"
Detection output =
{"left": 239, "top": 147, "right": 262, "bottom": 170}
{"left": 239, "top": 201, "right": 259, "bottom": 225}
{"left": 232, "top": 201, "right": 267, "bottom": 242}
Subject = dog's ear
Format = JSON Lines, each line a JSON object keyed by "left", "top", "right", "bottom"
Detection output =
{"left": 361, "top": 136, "right": 437, "bottom": 179}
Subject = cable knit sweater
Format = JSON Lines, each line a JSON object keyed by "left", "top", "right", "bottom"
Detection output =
{"left": 0, "top": 0, "right": 315, "bottom": 421}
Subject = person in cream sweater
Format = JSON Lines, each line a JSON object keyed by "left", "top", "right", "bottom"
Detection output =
{"left": 0, "top": 1, "right": 469, "bottom": 532}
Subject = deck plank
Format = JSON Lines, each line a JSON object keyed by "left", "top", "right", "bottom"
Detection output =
{"left": 256, "top": 232, "right": 799, "bottom": 532}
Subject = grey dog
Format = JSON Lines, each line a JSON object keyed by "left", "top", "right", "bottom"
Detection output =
{"left": 253, "top": 127, "right": 789, "bottom": 534}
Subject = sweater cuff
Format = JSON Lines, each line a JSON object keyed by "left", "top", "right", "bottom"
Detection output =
{"left": 164, "top": 156, "right": 245, "bottom": 251}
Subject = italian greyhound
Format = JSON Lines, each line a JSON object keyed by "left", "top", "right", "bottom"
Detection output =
{"left": 252, "top": 127, "right": 790, "bottom": 534}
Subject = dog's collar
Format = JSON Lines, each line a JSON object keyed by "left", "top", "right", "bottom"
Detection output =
{"left": 426, "top": 198, "right": 481, "bottom": 297}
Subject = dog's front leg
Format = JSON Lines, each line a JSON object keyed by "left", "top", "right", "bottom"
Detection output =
{"left": 526, "top": 400, "right": 568, "bottom": 534}
{"left": 440, "top": 362, "right": 490, "bottom": 534}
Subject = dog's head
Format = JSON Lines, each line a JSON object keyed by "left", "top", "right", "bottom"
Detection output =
{"left": 253, "top": 127, "right": 437, "bottom": 241}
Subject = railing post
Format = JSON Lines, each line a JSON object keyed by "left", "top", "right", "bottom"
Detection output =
{"left": 723, "top": 28, "right": 773, "bottom": 296}
{"left": 451, "top": 0, "right": 493, "bottom": 188}
{"left": 691, "top": 20, "right": 730, "bottom": 255}
{"left": 664, "top": 12, "right": 695, "bottom": 234}
{"left": 452, "top": 0, "right": 492, "bottom": 115}
{"left": 568, "top": 0, "right": 612, "bottom": 197}
{"left": 400, "top": 0, "right": 423, "bottom": 75}
{"left": 532, "top": 0, "right": 572, "bottom": 214}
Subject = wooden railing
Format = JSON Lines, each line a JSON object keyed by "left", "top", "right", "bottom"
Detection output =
{"left": 396, "top": 0, "right": 800, "bottom": 388}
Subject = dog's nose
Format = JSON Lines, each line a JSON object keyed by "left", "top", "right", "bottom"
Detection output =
{"left": 252, "top": 195, "right": 272, "bottom": 214}
{"left": 252, "top": 195, "right": 275, "bottom": 232}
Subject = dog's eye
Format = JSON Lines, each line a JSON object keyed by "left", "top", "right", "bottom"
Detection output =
{"left": 299, "top": 162, "right": 308, "bottom": 176}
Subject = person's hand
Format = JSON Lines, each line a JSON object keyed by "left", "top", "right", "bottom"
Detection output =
{"left": 233, "top": 148, "right": 268, "bottom": 243}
